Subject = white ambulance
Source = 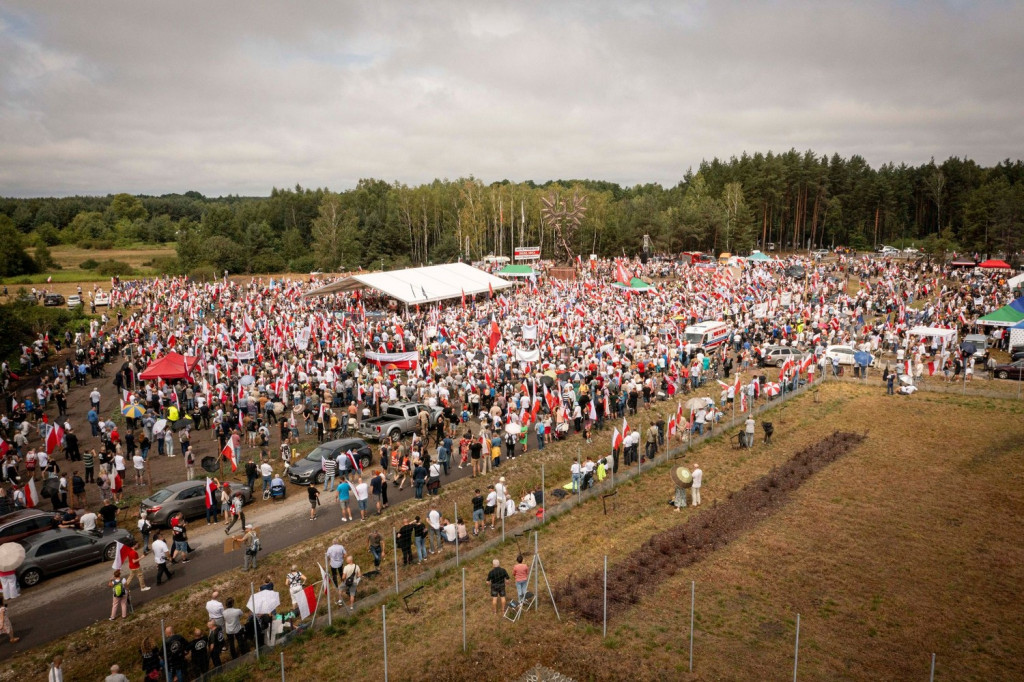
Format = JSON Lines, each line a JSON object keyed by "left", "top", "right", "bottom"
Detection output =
{"left": 683, "top": 321, "right": 731, "bottom": 351}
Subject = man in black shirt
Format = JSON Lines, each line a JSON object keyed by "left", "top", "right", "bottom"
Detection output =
{"left": 486, "top": 559, "right": 510, "bottom": 615}
{"left": 189, "top": 627, "right": 209, "bottom": 678}
{"left": 98, "top": 499, "right": 118, "bottom": 529}
{"left": 471, "top": 489, "right": 485, "bottom": 536}
{"left": 396, "top": 519, "right": 414, "bottom": 566}
{"left": 164, "top": 625, "right": 188, "bottom": 681}
{"left": 207, "top": 619, "right": 226, "bottom": 668}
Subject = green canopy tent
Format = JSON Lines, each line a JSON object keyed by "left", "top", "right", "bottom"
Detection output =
{"left": 496, "top": 264, "right": 537, "bottom": 278}
{"left": 747, "top": 251, "right": 772, "bottom": 261}
{"left": 976, "top": 296, "right": 1024, "bottom": 327}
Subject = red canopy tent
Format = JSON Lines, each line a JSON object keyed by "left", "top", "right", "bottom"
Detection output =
{"left": 139, "top": 352, "right": 200, "bottom": 381}
{"left": 978, "top": 259, "right": 1012, "bottom": 269}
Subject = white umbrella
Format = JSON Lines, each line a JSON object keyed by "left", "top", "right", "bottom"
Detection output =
{"left": 504, "top": 422, "right": 521, "bottom": 436}
{"left": 899, "top": 374, "right": 914, "bottom": 386}
{"left": 0, "top": 542, "right": 26, "bottom": 572}
{"left": 684, "top": 397, "right": 709, "bottom": 412}
{"left": 247, "top": 589, "right": 281, "bottom": 615}
{"left": 153, "top": 418, "right": 168, "bottom": 434}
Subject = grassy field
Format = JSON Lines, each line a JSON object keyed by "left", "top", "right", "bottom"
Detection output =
{"left": 2, "top": 244, "right": 174, "bottom": 286}
{"left": 6, "top": 383, "right": 1022, "bottom": 681}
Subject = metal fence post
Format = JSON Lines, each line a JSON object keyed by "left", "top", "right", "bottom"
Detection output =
{"left": 930, "top": 653, "right": 936, "bottom": 682}
{"left": 160, "top": 618, "right": 169, "bottom": 682}
{"left": 462, "top": 567, "right": 467, "bottom": 652}
{"left": 793, "top": 613, "right": 801, "bottom": 682}
{"left": 602, "top": 555, "right": 607, "bottom": 638}
{"left": 393, "top": 528, "right": 399, "bottom": 594}
{"left": 689, "top": 581, "right": 695, "bottom": 672}
{"left": 382, "top": 604, "right": 389, "bottom": 682}
{"left": 280, "top": 651, "right": 285, "bottom": 681}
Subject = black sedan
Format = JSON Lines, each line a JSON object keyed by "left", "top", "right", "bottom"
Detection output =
{"left": 43, "top": 293, "right": 65, "bottom": 306}
{"left": 992, "top": 359, "right": 1024, "bottom": 380}
{"left": 17, "top": 527, "right": 133, "bottom": 588}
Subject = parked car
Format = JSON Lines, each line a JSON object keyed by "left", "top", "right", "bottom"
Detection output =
{"left": 42, "top": 293, "right": 65, "bottom": 306}
{"left": 94, "top": 292, "right": 110, "bottom": 306}
{"left": 992, "top": 359, "right": 1024, "bottom": 380}
{"left": 962, "top": 334, "right": 990, "bottom": 364}
{"left": 357, "top": 402, "right": 442, "bottom": 441}
{"left": 762, "top": 346, "right": 802, "bottom": 367}
{"left": 785, "top": 264, "right": 806, "bottom": 279}
{"left": 825, "top": 345, "right": 876, "bottom": 367}
{"left": 903, "top": 247, "right": 920, "bottom": 255}
{"left": 17, "top": 527, "right": 133, "bottom": 587}
{"left": 0, "top": 509, "right": 59, "bottom": 546}
{"left": 140, "top": 480, "right": 252, "bottom": 527}
{"left": 288, "top": 438, "right": 373, "bottom": 486}
{"left": 811, "top": 249, "right": 830, "bottom": 259}
{"left": 877, "top": 245, "right": 899, "bottom": 255}
{"left": 66, "top": 294, "right": 82, "bottom": 308}
{"left": 765, "top": 242, "right": 776, "bottom": 251}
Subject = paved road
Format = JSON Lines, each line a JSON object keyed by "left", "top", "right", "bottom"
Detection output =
{"left": 5, "top": 451, "right": 486, "bottom": 653}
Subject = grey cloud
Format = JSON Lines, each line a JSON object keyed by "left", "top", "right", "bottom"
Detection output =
{"left": 1, "top": 0, "right": 1022, "bottom": 197}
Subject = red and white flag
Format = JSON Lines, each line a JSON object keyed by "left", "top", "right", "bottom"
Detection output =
{"left": 295, "top": 583, "right": 318, "bottom": 619}
{"left": 221, "top": 441, "right": 238, "bottom": 472}
{"left": 24, "top": 479, "right": 38, "bottom": 508}
{"left": 45, "top": 423, "right": 65, "bottom": 455}
{"left": 111, "top": 541, "right": 133, "bottom": 570}
{"left": 611, "top": 427, "right": 622, "bottom": 451}
{"left": 205, "top": 477, "right": 216, "bottom": 509}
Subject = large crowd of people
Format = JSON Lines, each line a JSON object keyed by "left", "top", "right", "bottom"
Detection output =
{"left": 0, "top": 250, "right": 1019, "bottom": 678}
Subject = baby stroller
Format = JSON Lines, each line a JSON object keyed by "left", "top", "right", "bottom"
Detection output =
{"left": 504, "top": 591, "right": 537, "bottom": 623}
{"left": 762, "top": 422, "right": 774, "bottom": 445}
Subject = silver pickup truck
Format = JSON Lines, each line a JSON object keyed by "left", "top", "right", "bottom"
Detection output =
{"left": 357, "top": 402, "right": 443, "bottom": 441}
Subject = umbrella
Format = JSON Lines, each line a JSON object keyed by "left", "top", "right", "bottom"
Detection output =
{"left": 247, "top": 589, "right": 281, "bottom": 615}
{"left": 121, "top": 403, "right": 146, "bottom": 419}
{"left": 240, "top": 375, "right": 256, "bottom": 387}
{"left": 171, "top": 415, "right": 193, "bottom": 432}
{"left": 959, "top": 341, "right": 977, "bottom": 357}
{"left": 41, "top": 478, "right": 59, "bottom": 500}
{"left": 0, "top": 542, "right": 26, "bottom": 572}
{"left": 201, "top": 456, "right": 219, "bottom": 473}
{"left": 684, "top": 397, "right": 710, "bottom": 412}
{"left": 670, "top": 465, "right": 693, "bottom": 489}
{"left": 899, "top": 374, "right": 914, "bottom": 386}
{"left": 764, "top": 382, "right": 781, "bottom": 397}
{"left": 504, "top": 422, "right": 521, "bottom": 436}
{"left": 539, "top": 372, "right": 556, "bottom": 388}
{"left": 153, "top": 419, "right": 168, "bottom": 434}
{"left": 853, "top": 351, "right": 873, "bottom": 367}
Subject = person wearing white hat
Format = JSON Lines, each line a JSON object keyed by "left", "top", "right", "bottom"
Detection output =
{"left": 494, "top": 477, "right": 508, "bottom": 520}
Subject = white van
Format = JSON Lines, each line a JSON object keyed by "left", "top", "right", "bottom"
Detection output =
{"left": 683, "top": 321, "right": 731, "bottom": 351}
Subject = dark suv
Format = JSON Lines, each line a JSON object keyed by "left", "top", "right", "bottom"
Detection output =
{"left": 762, "top": 345, "right": 802, "bottom": 367}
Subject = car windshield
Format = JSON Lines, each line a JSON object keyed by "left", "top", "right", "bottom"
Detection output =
{"left": 148, "top": 489, "right": 174, "bottom": 504}
{"left": 684, "top": 333, "right": 705, "bottom": 344}
{"left": 305, "top": 445, "right": 333, "bottom": 462}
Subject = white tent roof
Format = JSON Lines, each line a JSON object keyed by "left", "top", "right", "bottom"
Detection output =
{"left": 908, "top": 326, "right": 957, "bottom": 340}
{"left": 1008, "top": 273, "right": 1024, "bottom": 289}
{"left": 305, "top": 263, "right": 513, "bottom": 305}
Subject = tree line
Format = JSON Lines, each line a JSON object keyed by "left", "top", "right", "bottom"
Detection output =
{"left": 1, "top": 150, "right": 1022, "bottom": 278}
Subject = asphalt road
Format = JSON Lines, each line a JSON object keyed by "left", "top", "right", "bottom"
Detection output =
{"left": 5, "top": 450, "right": 485, "bottom": 653}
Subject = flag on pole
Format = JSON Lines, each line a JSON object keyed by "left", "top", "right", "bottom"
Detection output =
{"left": 45, "top": 423, "right": 64, "bottom": 455}
{"left": 112, "top": 541, "right": 133, "bottom": 570}
{"left": 295, "top": 584, "right": 318, "bottom": 619}
{"left": 24, "top": 478, "right": 38, "bottom": 508}
{"left": 221, "top": 441, "right": 238, "bottom": 472}
{"left": 205, "top": 477, "right": 215, "bottom": 509}
{"left": 611, "top": 427, "right": 622, "bottom": 451}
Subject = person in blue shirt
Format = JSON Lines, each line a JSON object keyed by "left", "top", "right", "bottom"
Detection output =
{"left": 87, "top": 408, "right": 100, "bottom": 437}
{"left": 335, "top": 477, "right": 353, "bottom": 522}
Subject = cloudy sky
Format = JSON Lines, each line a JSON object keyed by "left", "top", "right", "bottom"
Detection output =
{"left": 1, "top": 1, "right": 1022, "bottom": 197}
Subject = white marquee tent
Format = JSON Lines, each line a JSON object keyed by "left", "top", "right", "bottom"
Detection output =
{"left": 907, "top": 326, "right": 957, "bottom": 349}
{"left": 305, "top": 263, "right": 513, "bottom": 306}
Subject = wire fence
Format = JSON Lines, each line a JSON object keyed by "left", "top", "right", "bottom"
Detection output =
{"left": 163, "top": 366, "right": 998, "bottom": 680}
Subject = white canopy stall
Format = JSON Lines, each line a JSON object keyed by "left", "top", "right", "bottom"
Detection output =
{"left": 305, "top": 263, "right": 513, "bottom": 307}
{"left": 907, "top": 326, "right": 957, "bottom": 351}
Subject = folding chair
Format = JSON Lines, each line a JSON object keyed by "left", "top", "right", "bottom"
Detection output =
{"left": 504, "top": 591, "right": 536, "bottom": 623}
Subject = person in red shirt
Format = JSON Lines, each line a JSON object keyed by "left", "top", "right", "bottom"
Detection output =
{"left": 124, "top": 543, "right": 150, "bottom": 591}
{"left": 512, "top": 554, "right": 530, "bottom": 602}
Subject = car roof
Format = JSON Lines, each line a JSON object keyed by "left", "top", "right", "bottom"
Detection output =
{"left": 19, "top": 528, "right": 89, "bottom": 547}
{"left": 320, "top": 438, "right": 367, "bottom": 449}
{"left": 0, "top": 509, "right": 52, "bottom": 525}
{"left": 160, "top": 480, "right": 207, "bottom": 492}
